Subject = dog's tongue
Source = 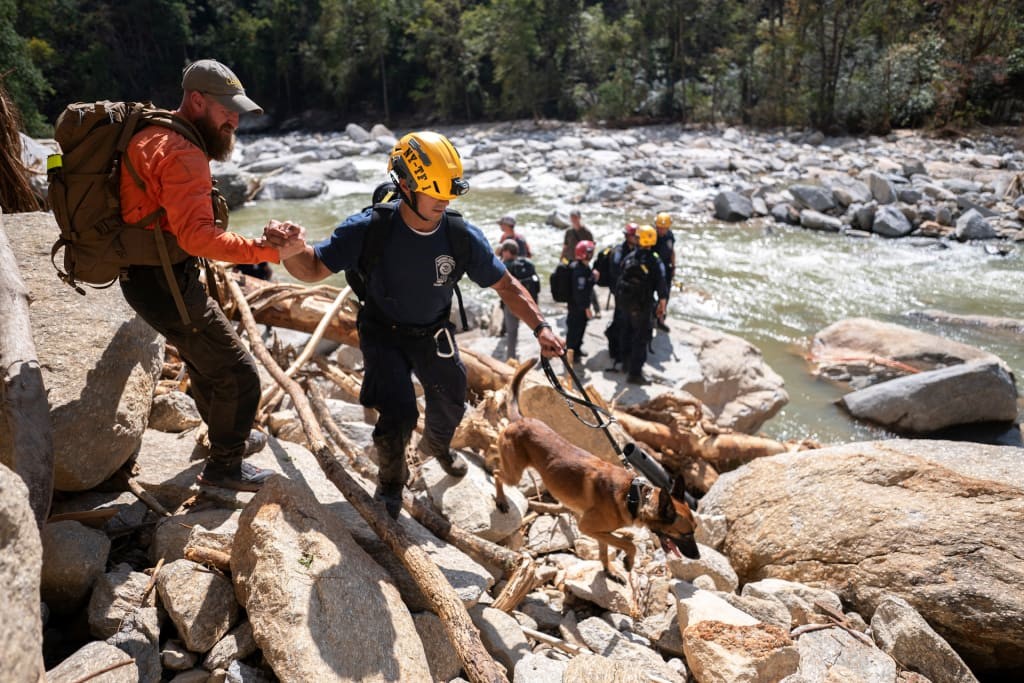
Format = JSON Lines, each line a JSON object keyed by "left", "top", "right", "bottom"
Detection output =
{"left": 661, "top": 536, "right": 682, "bottom": 558}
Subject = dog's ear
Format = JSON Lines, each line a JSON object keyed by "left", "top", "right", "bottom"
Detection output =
{"left": 657, "top": 487, "right": 676, "bottom": 521}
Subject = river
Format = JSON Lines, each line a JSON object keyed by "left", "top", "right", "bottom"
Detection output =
{"left": 231, "top": 165, "right": 1023, "bottom": 447}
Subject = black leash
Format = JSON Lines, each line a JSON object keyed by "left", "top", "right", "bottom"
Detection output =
{"left": 539, "top": 356, "right": 673, "bottom": 491}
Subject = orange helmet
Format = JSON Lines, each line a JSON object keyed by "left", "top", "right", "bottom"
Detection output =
{"left": 388, "top": 131, "right": 469, "bottom": 200}
{"left": 655, "top": 212, "right": 672, "bottom": 229}
{"left": 638, "top": 225, "right": 657, "bottom": 248}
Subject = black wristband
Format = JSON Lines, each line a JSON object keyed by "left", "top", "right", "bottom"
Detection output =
{"left": 533, "top": 322, "right": 551, "bottom": 338}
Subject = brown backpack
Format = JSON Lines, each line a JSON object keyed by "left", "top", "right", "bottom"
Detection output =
{"left": 47, "top": 101, "right": 226, "bottom": 324}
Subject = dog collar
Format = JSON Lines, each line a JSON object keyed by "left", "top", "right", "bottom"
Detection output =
{"left": 627, "top": 478, "right": 644, "bottom": 519}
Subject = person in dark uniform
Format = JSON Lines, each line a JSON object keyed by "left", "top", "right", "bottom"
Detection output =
{"left": 565, "top": 240, "right": 596, "bottom": 362}
{"left": 653, "top": 211, "right": 676, "bottom": 331}
{"left": 616, "top": 225, "right": 668, "bottom": 385}
{"left": 264, "top": 131, "right": 565, "bottom": 517}
{"left": 603, "top": 222, "right": 638, "bottom": 370}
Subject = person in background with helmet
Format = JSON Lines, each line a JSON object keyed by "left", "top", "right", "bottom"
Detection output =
{"left": 603, "top": 222, "right": 639, "bottom": 370}
{"left": 561, "top": 209, "right": 600, "bottom": 317}
{"left": 498, "top": 238, "right": 540, "bottom": 361}
{"left": 653, "top": 211, "right": 676, "bottom": 332}
{"left": 566, "top": 240, "right": 597, "bottom": 362}
{"left": 495, "top": 214, "right": 531, "bottom": 258}
{"left": 265, "top": 131, "right": 564, "bottom": 518}
{"left": 616, "top": 225, "right": 668, "bottom": 385}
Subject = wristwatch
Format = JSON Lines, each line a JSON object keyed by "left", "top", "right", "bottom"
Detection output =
{"left": 533, "top": 321, "right": 551, "bottom": 338}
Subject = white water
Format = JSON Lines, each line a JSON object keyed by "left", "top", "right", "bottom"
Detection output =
{"left": 232, "top": 165, "right": 1023, "bottom": 446}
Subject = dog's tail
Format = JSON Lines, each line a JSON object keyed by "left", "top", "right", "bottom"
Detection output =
{"left": 507, "top": 357, "right": 538, "bottom": 423}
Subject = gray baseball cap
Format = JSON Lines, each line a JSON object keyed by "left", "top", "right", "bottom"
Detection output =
{"left": 182, "top": 59, "right": 263, "bottom": 115}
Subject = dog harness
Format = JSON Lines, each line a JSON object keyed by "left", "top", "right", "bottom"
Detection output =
{"left": 626, "top": 477, "right": 645, "bottom": 519}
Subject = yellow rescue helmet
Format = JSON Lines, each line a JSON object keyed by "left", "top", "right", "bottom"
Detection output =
{"left": 655, "top": 212, "right": 672, "bottom": 229}
{"left": 388, "top": 131, "right": 469, "bottom": 201}
{"left": 638, "top": 224, "right": 657, "bottom": 248}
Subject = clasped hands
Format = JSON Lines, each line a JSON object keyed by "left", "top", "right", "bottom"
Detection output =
{"left": 262, "top": 219, "right": 307, "bottom": 260}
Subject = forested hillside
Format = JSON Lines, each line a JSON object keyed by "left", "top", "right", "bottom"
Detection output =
{"left": 3, "top": 0, "right": 1023, "bottom": 136}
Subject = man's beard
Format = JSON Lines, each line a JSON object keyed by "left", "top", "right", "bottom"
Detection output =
{"left": 195, "top": 114, "right": 235, "bottom": 161}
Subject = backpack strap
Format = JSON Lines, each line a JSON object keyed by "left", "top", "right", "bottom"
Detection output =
{"left": 358, "top": 202, "right": 471, "bottom": 332}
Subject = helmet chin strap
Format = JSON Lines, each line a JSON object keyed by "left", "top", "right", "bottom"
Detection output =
{"left": 395, "top": 179, "right": 432, "bottom": 223}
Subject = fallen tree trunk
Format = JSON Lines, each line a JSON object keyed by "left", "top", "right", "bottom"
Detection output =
{"left": 0, "top": 210, "right": 53, "bottom": 526}
{"left": 225, "top": 271, "right": 508, "bottom": 683}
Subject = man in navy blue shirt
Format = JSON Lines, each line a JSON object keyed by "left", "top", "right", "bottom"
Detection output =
{"left": 266, "top": 131, "right": 564, "bottom": 517}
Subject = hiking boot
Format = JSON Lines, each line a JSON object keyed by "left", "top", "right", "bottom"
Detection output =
{"left": 197, "top": 457, "right": 272, "bottom": 492}
{"left": 244, "top": 429, "right": 268, "bottom": 456}
{"left": 627, "top": 374, "right": 650, "bottom": 386}
{"left": 418, "top": 438, "right": 467, "bottom": 478}
{"left": 374, "top": 482, "right": 404, "bottom": 519}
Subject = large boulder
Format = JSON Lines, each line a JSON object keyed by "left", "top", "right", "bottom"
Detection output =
{"left": 699, "top": 439, "right": 1024, "bottom": 675}
{"left": 0, "top": 465, "right": 45, "bottom": 682}
{"left": 811, "top": 317, "right": 1009, "bottom": 387}
{"left": 840, "top": 360, "right": 1018, "bottom": 433}
{"left": 232, "top": 475, "right": 431, "bottom": 682}
{"left": 0, "top": 212, "right": 162, "bottom": 491}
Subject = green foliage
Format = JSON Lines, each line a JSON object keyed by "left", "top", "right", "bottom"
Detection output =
{"left": 4, "top": 0, "right": 1024, "bottom": 134}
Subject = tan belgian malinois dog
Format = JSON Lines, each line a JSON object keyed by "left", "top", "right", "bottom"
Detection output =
{"left": 494, "top": 358, "right": 700, "bottom": 581}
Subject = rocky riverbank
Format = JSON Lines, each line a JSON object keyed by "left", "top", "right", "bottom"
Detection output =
{"left": 4, "top": 120, "right": 1023, "bottom": 683}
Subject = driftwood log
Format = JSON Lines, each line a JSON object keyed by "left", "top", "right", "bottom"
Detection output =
{"left": 225, "top": 271, "right": 509, "bottom": 683}
{"left": 0, "top": 210, "right": 53, "bottom": 526}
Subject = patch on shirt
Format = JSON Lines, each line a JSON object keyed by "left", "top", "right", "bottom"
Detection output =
{"left": 434, "top": 255, "right": 456, "bottom": 286}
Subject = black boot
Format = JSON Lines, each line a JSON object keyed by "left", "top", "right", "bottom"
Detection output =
{"left": 198, "top": 456, "right": 272, "bottom": 492}
{"left": 417, "top": 437, "right": 467, "bottom": 478}
{"left": 372, "top": 431, "right": 412, "bottom": 519}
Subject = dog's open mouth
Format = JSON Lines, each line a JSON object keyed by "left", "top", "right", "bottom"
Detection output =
{"left": 660, "top": 532, "right": 700, "bottom": 560}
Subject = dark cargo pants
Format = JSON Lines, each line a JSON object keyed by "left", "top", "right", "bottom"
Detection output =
{"left": 120, "top": 258, "right": 260, "bottom": 457}
{"left": 358, "top": 320, "right": 467, "bottom": 488}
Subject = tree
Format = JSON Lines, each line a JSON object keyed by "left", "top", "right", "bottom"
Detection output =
{"left": 3, "top": 0, "right": 51, "bottom": 135}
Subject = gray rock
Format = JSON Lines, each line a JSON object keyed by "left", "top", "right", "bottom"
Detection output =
{"left": 151, "top": 508, "right": 241, "bottom": 565}
{"left": 204, "top": 621, "right": 257, "bottom": 671}
{"left": 0, "top": 212, "right": 162, "bottom": 491}
{"left": 256, "top": 173, "right": 327, "bottom": 200}
{"left": 797, "top": 627, "right": 898, "bottom": 683}
{"left": 525, "top": 513, "right": 578, "bottom": 554}
{"left": 800, "top": 209, "right": 843, "bottom": 231}
{"left": 413, "top": 612, "right": 464, "bottom": 682}
{"left": 871, "top": 595, "right": 979, "bottom": 683}
{"left": 0, "top": 465, "right": 45, "bottom": 682}
{"left": 714, "top": 191, "right": 754, "bottom": 221}
{"left": 88, "top": 563, "right": 154, "bottom": 638}
{"left": 741, "top": 578, "right": 843, "bottom": 627}
{"left": 40, "top": 520, "right": 110, "bottom": 613}
{"left": 575, "top": 616, "right": 686, "bottom": 682}
{"left": 345, "top": 122, "right": 372, "bottom": 143}
{"left": 47, "top": 641, "right": 138, "bottom": 683}
{"left": 955, "top": 208, "right": 997, "bottom": 240}
{"left": 840, "top": 360, "right": 1018, "bottom": 433}
{"left": 513, "top": 652, "right": 568, "bottom": 683}
{"left": 872, "top": 204, "right": 914, "bottom": 237}
{"left": 161, "top": 639, "right": 197, "bottom": 670}
{"left": 789, "top": 184, "right": 836, "bottom": 212}
{"left": 156, "top": 559, "right": 239, "bottom": 653}
{"left": 225, "top": 659, "right": 274, "bottom": 683}
{"left": 719, "top": 592, "right": 792, "bottom": 629}
{"left": 149, "top": 391, "right": 202, "bottom": 432}
{"left": 108, "top": 605, "right": 161, "bottom": 683}
{"left": 699, "top": 439, "right": 1024, "bottom": 672}
{"left": 469, "top": 605, "right": 532, "bottom": 676}
{"left": 866, "top": 171, "right": 898, "bottom": 204}
{"left": 666, "top": 542, "right": 738, "bottom": 592}
{"left": 232, "top": 475, "right": 431, "bottom": 681}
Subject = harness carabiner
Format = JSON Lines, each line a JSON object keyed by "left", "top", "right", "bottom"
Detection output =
{"left": 433, "top": 326, "right": 455, "bottom": 358}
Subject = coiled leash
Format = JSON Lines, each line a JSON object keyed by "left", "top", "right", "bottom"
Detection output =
{"left": 539, "top": 356, "right": 674, "bottom": 492}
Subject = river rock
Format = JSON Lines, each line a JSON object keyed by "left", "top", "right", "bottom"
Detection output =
{"left": 88, "top": 563, "right": 155, "bottom": 638}
{"left": 148, "top": 391, "right": 202, "bottom": 432}
{"left": 231, "top": 475, "right": 431, "bottom": 682}
{"left": 796, "top": 627, "right": 898, "bottom": 683}
{"left": 575, "top": 616, "right": 686, "bottom": 682}
{"left": 789, "top": 183, "right": 836, "bottom": 212}
{"left": 0, "top": 465, "right": 45, "bottom": 682}
{"left": 699, "top": 439, "right": 1024, "bottom": 673}
{"left": 840, "top": 359, "right": 1018, "bottom": 433}
{"left": 871, "top": 595, "right": 979, "bottom": 683}
{"left": 713, "top": 191, "right": 753, "bottom": 221}
{"left": 156, "top": 559, "right": 238, "bottom": 653}
{"left": 255, "top": 173, "right": 327, "bottom": 200}
{"left": 47, "top": 641, "right": 138, "bottom": 683}
{"left": 682, "top": 621, "right": 799, "bottom": 683}
{"left": 0, "top": 212, "right": 162, "bottom": 491}
{"left": 469, "top": 605, "right": 532, "bottom": 676}
{"left": 412, "top": 612, "right": 463, "bottom": 682}
{"left": 811, "top": 317, "right": 1007, "bottom": 387}
{"left": 740, "top": 577, "right": 842, "bottom": 627}
{"left": 872, "top": 204, "right": 914, "bottom": 237}
{"left": 204, "top": 620, "right": 258, "bottom": 671}
{"left": 40, "top": 520, "right": 110, "bottom": 613}
{"left": 955, "top": 208, "right": 997, "bottom": 240}
{"left": 108, "top": 604, "right": 161, "bottom": 683}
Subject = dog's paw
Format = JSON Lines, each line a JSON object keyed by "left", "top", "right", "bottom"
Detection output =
{"left": 495, "top": 497, "right": 510, "bottom": 514}
{"left": 605, "top": 568, "right": 628, "bottom": 585}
